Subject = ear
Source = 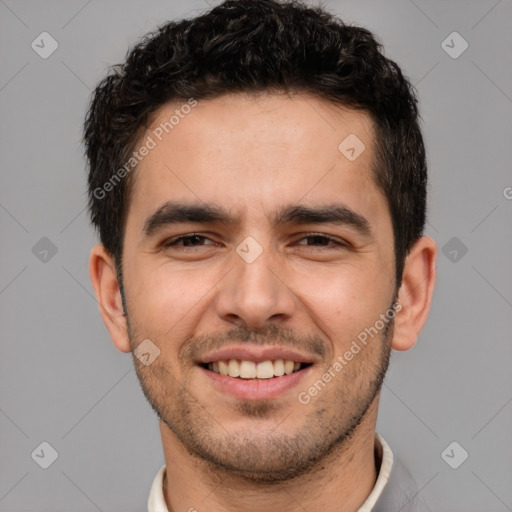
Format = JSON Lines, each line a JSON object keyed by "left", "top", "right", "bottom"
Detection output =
{"left": 89, "top": 244, "right": 131, "bottom": 353}
{"left": 392, "top": 236, "right": 437, "bottom": 351}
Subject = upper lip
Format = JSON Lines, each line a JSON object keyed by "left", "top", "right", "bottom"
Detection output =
{"left": 197, "top": 346, "right": 320, "bottom": 365}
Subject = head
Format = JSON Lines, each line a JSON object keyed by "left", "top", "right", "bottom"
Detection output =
{"left": 86, "top": 0, "right": 436, "bottom": 481}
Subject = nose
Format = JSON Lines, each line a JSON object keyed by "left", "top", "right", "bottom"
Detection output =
{"left": 214, "top": 244, "right": 296, "bottom": 330}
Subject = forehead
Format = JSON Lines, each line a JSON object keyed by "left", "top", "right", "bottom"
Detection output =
{"left": 126, "top": 92, "right": 386, "bottom": 233}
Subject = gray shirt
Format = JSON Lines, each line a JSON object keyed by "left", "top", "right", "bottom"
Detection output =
{"left": 374, "top": 454, "right": 432, "bottom": 511}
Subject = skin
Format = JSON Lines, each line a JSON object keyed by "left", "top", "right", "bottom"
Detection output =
{"left": 89, "top": 91, "right": 437, "bottom": 512}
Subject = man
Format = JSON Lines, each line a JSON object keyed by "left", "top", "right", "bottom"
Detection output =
{"left": 84, "top": 0, "right": 437, "bottom": 510}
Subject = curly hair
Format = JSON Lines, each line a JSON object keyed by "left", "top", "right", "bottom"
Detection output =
{"left": 84, "top": 0, "right": 427, "bottom": 289}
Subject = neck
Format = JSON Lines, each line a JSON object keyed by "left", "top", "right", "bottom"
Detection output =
{"left": 159, "top": 396, "right": 380, "bottom": 512}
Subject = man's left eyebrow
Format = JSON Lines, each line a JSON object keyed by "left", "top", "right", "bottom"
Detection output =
{"left": 142, "top": 201, "right": 373, "bottom": 238}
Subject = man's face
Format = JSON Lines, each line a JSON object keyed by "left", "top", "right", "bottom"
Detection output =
{"left": 120, "top": 92, "right": 396, "bottom": 480}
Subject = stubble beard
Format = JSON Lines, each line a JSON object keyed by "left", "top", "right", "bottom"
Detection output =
{"left": 126, "top": 314, "right": 393, "bottom": 483}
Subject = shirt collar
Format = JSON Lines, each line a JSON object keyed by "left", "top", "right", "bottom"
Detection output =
{"left": 357, "top": 433, "right": 394, "bottom": 511}
{"left": 148, "top": 433, "right": 393, "bottom": 512}
{"left": 147, "top": 463, "right": 168, "bottom": 512}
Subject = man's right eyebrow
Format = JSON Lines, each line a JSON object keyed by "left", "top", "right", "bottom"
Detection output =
{"left": 143, "top": 201, "right": 236, "bottom": 237}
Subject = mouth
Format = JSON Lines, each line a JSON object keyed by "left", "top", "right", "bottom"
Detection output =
{"left": 196, "top": 346, "right": 318, "bottom": 400}
{"left": 200, "top": 359, "right": 313, "bottom": 380}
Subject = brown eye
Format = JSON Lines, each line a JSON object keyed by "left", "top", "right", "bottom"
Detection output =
{"left": 295, "top": 234, "right": 347, "bottom": 248}
{"left": 163, "top": 234, "right": 214, "bottom": 249}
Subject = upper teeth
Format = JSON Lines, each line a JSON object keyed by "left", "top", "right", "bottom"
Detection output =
{"left": 208, "top": 359, "right": 302, "bottom": 379}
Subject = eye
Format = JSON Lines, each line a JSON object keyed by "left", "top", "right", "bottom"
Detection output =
{"left": 295, "top": 234, "right": 347, "bottom": 248}
{"left": 162, "top": 234, "right": 216, "bottom": 249}
{"left": 161, "top": 233, "right": 348, "bottom": 252}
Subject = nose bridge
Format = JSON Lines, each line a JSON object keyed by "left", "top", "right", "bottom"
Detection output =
{"left": 215, "top": 236, "right": 295, "bottom": 328}
{"left": 238, "top": 243, "right": 278, "bottom": 299}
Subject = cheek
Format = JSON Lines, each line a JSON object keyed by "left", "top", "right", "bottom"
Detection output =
{"left": 290, "top": 264, "right": 390, "bottom": 346}
{"left": 126, "top": 260, "right": 210, "bottom": 341}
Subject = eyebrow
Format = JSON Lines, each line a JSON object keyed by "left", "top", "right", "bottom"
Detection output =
{"left": 142, "top": 200, "right": 372, "bottom": 238}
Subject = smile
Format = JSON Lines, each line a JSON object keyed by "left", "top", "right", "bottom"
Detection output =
{"left": 201, "top": 359, "right": 312, "bottom": 379}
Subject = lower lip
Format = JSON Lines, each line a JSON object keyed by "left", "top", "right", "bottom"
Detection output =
{"left": 199, "top": 365, "right": 313, "bottom": 401}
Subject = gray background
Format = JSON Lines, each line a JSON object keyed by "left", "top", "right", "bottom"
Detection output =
{"left": 1, "top": 0, "right": 511, "bottom": 510}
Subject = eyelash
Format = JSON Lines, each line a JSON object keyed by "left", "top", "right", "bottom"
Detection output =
{"left": 162, "top": 233, "right": 348, "bottom": 250}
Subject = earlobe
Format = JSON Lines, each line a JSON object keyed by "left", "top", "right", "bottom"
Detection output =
{"left": 89, "top": 244, "right": 132, "bottom": 353}
{"left": 391, "top": 236, "right": 437, "bottom": 351}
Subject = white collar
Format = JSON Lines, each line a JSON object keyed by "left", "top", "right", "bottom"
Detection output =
{"left": 357, "top": 433, "right": 394, "bottom": 511}
{"left": 148, "top": 433, "right": 393, "bottom": 512}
